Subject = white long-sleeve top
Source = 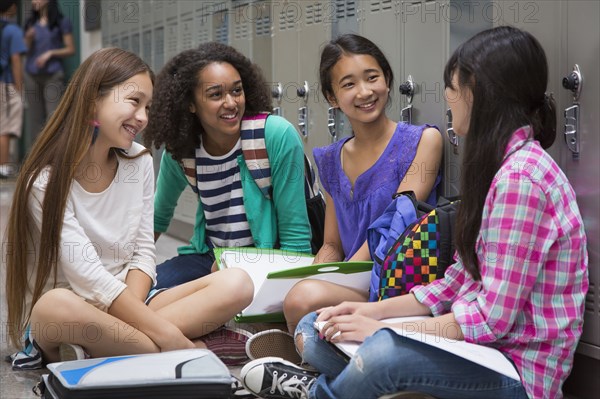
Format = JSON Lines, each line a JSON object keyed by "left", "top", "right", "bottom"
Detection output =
{"left": 25, "top": 142, "right": 156, "bottom": 312}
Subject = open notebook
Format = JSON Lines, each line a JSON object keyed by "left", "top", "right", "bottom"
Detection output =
{"left": 314, "top": 316, "right": 520, "bottom": 381}
{"left": 214, "top": 247, "right": 372, "bottom": 322}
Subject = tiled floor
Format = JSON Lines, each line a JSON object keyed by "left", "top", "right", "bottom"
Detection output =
{"left": 0, "top": 179, "right": 249, "bottom": 398}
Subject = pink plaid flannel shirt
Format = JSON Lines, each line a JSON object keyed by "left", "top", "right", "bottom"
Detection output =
{"left": 412, "top": 126, "right": 588, "bottom": 399}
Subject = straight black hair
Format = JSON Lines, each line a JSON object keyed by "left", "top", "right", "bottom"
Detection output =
{"left": 445, "top": 26, "right": 556, "bottom": 280}
{"left": 319, "top": 33, "right": 394, "bottom": 103}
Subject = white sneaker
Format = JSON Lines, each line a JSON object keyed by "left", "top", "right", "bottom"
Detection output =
{"left": 58, "top": 343, "right": 89, "bottom": 362}
{"left": 241, "top": 357, "right": 318, "bottom": 399}
{"left": 245, "top": 329, "right": 302, "bottom": 365}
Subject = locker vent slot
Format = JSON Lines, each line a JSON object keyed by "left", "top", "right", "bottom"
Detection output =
{"left": 234, "top": 22, "right": 249, "bottom": 39}
{"left": 336, "top": 0, "right": 356, "bottom": 19}
{"left": 370, "top": 0, "right": 393, "bottom": 13}
{"left": 214, "top": 11, "right": 229, "bottom": 44}
{"left": 167, "top": 23, "right": 178, "bottom": 52}
{"left": 256, "top": 15, "right": 271, "bottom": 36}
{"left": 111, "top": 36, "right": 119, "bottom": 49}
{"left": 181, "top": 19, "right": 193, "bottom": 50}
{"left": 198, "top": 28, "right": 210, "bottom": 44}
{"left": 215, "top": 24, "right": 228, "bottom": 43}
{"left": 306, "top": 4, "right": 323, "bottom": 25}
{"left": 279, "top": 8, "right": 296, "bottom": 31}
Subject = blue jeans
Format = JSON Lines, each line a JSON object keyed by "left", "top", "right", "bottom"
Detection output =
{"left": 296, "top": 312, "right": 528, "bottom": 399}
{"left": 154, "top": 252, "right": 215, "bottom": 289}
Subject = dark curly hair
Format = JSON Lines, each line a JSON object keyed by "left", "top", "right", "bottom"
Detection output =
{"left": 144, "top": 42, "right": 272, "bottom": 161}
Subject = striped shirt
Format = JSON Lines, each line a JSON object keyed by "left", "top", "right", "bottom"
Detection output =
{"left": 412, "top": 126, "right": 588, "bottom": 399}
{"left": 196, "top": 140, "right": 254, "bottom": 248}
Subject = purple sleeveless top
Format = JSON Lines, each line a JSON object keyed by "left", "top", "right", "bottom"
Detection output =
{"left": 313, "top": 123, "right": 440, "bottom": 260}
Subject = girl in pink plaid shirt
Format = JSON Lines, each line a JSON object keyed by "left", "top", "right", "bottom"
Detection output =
{"left": 239, "top": 26, "right": 588, "bottom": 399}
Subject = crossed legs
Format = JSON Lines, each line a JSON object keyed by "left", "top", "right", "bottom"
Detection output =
{"left": 28, "top": 268, "right": 253, "bottom": 362}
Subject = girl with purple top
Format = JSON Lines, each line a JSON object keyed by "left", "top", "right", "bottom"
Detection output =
{"left": 245, "top": 34, "right": 442, "bottom": 361}
{"left": 241, "top": 26, "right": 588, "bottom": 399}
{"left": 23, "top": 0, "right": 74, "bottom": 146}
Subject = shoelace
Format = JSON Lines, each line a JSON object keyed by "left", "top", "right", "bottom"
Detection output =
{"left": 270, "top": 371, "right": 310, "bottom": 399}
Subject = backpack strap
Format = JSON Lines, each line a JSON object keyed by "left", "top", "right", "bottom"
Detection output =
{"left": 180, "top": 157, "right": 199, "bottom": 194}
{"left": 240, "top": 113, "right": 272, "bottom": 199}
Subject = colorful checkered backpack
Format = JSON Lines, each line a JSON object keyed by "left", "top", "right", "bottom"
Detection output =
{"left": 377, "top": 194, "right": 460, "bottom": 301}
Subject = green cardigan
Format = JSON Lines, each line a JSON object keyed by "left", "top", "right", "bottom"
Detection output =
{"left": 154, "top": 115, "right": 312, "bottom": 255}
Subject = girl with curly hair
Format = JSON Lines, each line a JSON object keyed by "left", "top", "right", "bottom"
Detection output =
{"left": 144, "top": 42, "right": 311, "bottom": 290}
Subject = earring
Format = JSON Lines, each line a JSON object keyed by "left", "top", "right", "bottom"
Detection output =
{"left": 90, "top": 120, "right": 100, "bottom": 144}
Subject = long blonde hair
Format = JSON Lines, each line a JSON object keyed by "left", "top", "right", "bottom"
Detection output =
{"left": 5, "top": 48, "right": 154, "bottom": 347}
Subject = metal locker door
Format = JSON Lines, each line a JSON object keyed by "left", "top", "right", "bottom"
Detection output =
{"left": 403, "top": 0, "right": 492, "bottom": 198}
{"left": 178, "top": 1, "right": 196, "bottom": 51}
{"left": 165, "top": 6, "right": 179, "bottom": 64}
{"left": 196, "top": 3, "right": 213, "bottom": 45}
{"left": 230, "top": 1, "right": 253, "bottom": 58}
{"left": 271, "top": 0, "right": 300, "bottom": 122}
{"left": 402, "top": 1, "right": 454, "bottom": 196}
{"left": 252, "top": 0, "right": 273, "bottom": 83}
{"left": 140, "top": 0, "right": 153, "bottom": 67}
{"left": 493, "top": 0, "right": 562, "bottom": 161}
{"left": 330, "top": 0, "right": 359, "bottom": 142}
{"left": 213, "top": 7, "right": 230, "bottom": 45}
{"left": 297, "top": 1, "right": 333, "bottom": 164}
{"left": 562, "top": 0, "right": 600, "bottom": 359}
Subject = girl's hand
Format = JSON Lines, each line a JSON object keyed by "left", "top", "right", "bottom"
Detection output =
{"left": 320, "top": 314, "right": 386, "bottom": 343}
{"left": 316, "top": 301, "right": 383, "bottom": 322}
{"left": 154, "top": 323, "right": 195, "bottom": 352}
{"left": 35, "top": 51, "right": 52, "bottom": 68}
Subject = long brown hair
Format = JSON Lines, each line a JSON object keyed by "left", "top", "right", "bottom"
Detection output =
{"left": 5, "top": 48, "right": 154, "bottom": 347}
{"left": 443, "top": 26, "right": 556, "bottom": 280}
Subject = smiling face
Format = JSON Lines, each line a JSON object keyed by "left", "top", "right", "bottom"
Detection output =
{"left": 444, "top": 71, "right": 473, "bottom": 136}
{"left": 94, "top": 72, "right": 153, "bottom": 150}
{"left": 327, "top": 53, "right": 390, "bottom": 127}
{"left": 190, "top": 62, "right": 246, "bottom": 151}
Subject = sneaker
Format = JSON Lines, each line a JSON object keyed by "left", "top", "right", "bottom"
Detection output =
{"left": 203, "top": 326, "right": 253, "bottom": 366}
{"left": 58, "top": 343, "right": 89, "bottom": 362}
{"left": 241, "top": 357, "right": 318, "bottom": 399}
{"left": 246, "top": 329, "right": 302, "bottom": 365}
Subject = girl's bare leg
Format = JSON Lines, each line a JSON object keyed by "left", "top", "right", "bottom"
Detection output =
{"left": 283, "top": 280, "right": 368, "bottom": 333}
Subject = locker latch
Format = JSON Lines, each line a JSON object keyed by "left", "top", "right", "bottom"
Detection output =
{"left": 399, "top": 75, "right": 414, "bottom": 124}
{"left": 327, "top": 107, "right": 337, "bottom": 143}
{"left": 446, "top": 108, "right": 459, "bottom": 153}
{"left": 271, "top": 82, "right": 283, "bottom": 117}
{"left": 562, "top": 64, "right": 582, "bottom": 159}
{"left": 297, "top": 81, "right": 310, "bottom": 138}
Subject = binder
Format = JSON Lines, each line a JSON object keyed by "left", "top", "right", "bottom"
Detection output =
{"left": 214, "top": 247, "right": 372, "bottom": 323}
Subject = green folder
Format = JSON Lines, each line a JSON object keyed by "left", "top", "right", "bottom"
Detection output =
{"left": 213, "top": 247, "right": 373, "bottom": 323}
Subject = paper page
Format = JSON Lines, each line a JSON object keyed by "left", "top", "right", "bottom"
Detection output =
{"left": 242, "top": 270, "right": 370, "bottom": 316}
{"left": 313, "top": 316, "right": 428, "bottom": 359}
{"left": 219, "top": 250, "right": 314, "bottom": 314}
{"left": 314, "top": 316, "right": 519, "bottom": 381}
